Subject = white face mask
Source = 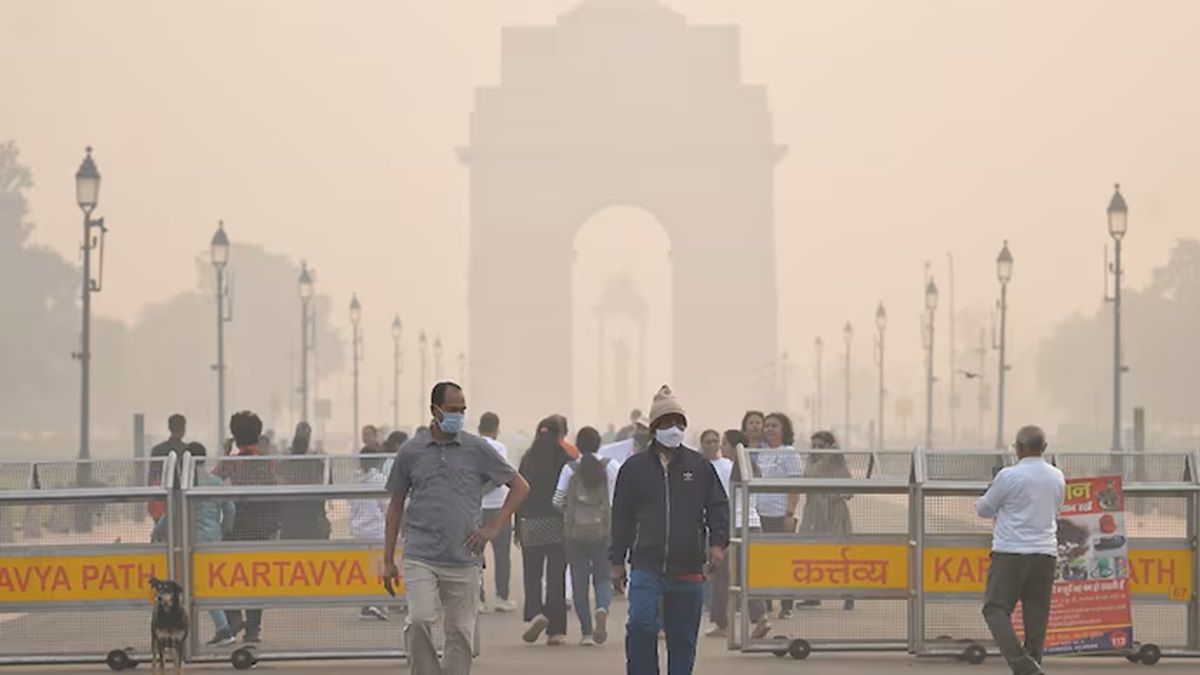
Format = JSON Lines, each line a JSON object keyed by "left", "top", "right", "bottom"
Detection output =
{"left": 655, "top": 427, "right": 686, "bottom": 449}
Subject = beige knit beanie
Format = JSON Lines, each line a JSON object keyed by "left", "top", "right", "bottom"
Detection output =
{"left": 648, "top": 384, "right": 687, "bottom": 427}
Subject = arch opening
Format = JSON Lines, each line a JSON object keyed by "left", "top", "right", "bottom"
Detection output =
{"left": 571, "top": 205, "right": 673, "bottom": 430}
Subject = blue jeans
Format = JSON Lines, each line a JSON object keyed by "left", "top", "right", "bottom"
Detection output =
{"left": 567, "top": 538, "right": 613, "bottom": 635}
{"left": 626, "top": 569, "right": 704, "bottom": 675}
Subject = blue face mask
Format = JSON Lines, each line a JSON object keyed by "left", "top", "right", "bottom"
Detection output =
{"left": 437, "top": 409, "right": 465, "bottom": 434}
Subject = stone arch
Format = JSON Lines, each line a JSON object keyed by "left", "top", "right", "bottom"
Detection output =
{"left": 462, "top": 0, "right": 784, "bottom": 432}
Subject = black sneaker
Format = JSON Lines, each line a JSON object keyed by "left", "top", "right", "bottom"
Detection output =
{"left": 207, "top": 628, "right": 236, "bottom": 647}
{"left": 243, "top": 631, "right": 261, "bottom": 644}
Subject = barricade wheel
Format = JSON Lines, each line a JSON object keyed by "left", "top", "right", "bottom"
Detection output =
{"left": 771, "top": 635, "right": 790, "bottom": 657}
{"left": 1137, "top": 643, "right": 1161, "bottom": 666}
{"left": 105, "top": 648, "right": 133, "bottom": 671}
{"left": 961, "top": 644, "right": 987, "bottom": 665}
{"left": 231, "top": 647, "right": 257, "bottom": 670}
{"left": 788, "top": 639, "right": 812, "bottom": 660}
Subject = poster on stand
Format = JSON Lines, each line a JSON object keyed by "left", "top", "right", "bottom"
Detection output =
{"left": 1016, "top": 475, "right": 1133, "bottom": 654}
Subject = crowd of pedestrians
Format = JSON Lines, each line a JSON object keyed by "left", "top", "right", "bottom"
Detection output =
{"left": 141, "top": 380, "right": 1061, "bottom": 675}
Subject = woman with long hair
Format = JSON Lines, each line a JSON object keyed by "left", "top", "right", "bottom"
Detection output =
{"left": 799, "top": 430, "right": 855, "bottom": 610}
{"left": 757, "top": 411, "right": 801, "bottom": 619}
{"left": 517, "top": 417, "right": 571, "bottom": 645}
{"left": 277, "top": 421, "right": 332, "bottom": 540}
{"left": 553, "top": 426, "right": 619, "bottom": 645}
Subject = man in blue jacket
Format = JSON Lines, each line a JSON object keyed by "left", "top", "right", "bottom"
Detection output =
{"left": 611, "top": 385, "right": 730, "bottom": 675}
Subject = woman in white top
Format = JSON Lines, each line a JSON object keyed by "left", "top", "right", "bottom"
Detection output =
{"left": 552, "top": 427, "right": 620, "bottom": 645}
{"left": 708, "top": 430, "right": 771, "bottom": 639}
{"left": 754, "top": 412, "right": 803, "bottom": 619}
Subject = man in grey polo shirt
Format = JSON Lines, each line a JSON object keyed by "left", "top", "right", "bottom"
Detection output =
{"left": 383, "top": 382, "right": 529, "bottom": 675}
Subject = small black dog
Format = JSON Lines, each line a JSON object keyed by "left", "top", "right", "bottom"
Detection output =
{"left": 149, "top": 577, "right": 189, "bottom": 675}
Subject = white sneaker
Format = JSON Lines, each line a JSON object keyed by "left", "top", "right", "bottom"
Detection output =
{"left": 523, "top": 615, "right": 549, "bottom": 643}
{"left": 593, "top": 608, "right": 609, "bottom": 645}
{"left": 493, "top": 598, "right": 517, "bottom": 613}
{"left": 580, "top": 635, "right": 595, "bottom": 646}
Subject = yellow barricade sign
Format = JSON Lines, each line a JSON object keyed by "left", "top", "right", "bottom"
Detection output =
{"left": 922, "top": 547, "right": 1191, "bottom": 600}
{"left": 0, "top": 554, "right": 168, "bottom": 602}
{"left": 192, "top": 550, "right": 398, "bottom": 599}
{"left": 747, "top": 543, "right": 908, "bottom": 590}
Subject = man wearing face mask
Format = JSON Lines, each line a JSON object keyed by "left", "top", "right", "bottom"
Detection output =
{"left": 610, "top": 385, "right": 729, "bottom": 675}
{"left": 382, "top": 381, "right": 530, "bottom": 675}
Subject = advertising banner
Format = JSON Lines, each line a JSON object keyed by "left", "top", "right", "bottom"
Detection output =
{"left": 1027, "top": 475, "right": 1134, "bottom": 655}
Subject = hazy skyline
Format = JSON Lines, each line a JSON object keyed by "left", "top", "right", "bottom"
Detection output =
{"left": 3, "top": 0, "right": 1198, "bottom": 435}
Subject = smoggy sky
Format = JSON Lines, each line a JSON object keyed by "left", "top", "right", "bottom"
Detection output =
{"left": 3, "top": 0, "right": 1198, "bottom": 431}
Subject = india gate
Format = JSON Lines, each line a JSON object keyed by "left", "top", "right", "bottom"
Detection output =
{"left": 461, "top": 0, "right": 784, "bottom": 431}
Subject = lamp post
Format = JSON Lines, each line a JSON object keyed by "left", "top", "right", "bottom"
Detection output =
{"left": 843, "top": 322, "right": 853, "bottom": 446}
{"left": 923, "top": 278, "right": 939, "bottom": 448}
{"left": 458, "top": 351, "right": 467, "bottom": 385}
{"left": 1105, "top": 185, "right": 1128, "bottom": 451}
{"left": 211, "top": 222, "right": 232, "bottom": 447}
{"left": 350, "top": 294, "right": 363, "bottom": 440}
{"left": 433, "top": 335, "right": 444, "bottom": 381}
{"left": 875, "top": 303, "right": 887, "bottom": 449}
{"left": 391, "top": 315, "right": 402, "bottom": 429}
{"left": 298, "top": 262, "right": 314, "bottom": 422}
{"left": 994, "top": 240, "right": 1013, "bottom": 449}
{"left": 418, "top": 330, "right": 428, "bottom": 419}
{"left": 814, "top": 336, "right": 824, "bottom": 431}
{"left": 74, "top": 148, "right": 103, "bottom": 467}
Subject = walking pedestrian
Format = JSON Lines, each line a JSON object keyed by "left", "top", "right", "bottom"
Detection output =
{"left": 517, "top": 417, "right": 571, "bottom": 645}
{"left": 478, "top": 412, "right": 517, "bottom": 613}
{"left": 554, "top": 426, "right": 620, "bottom": 645}
{"left": 702, "top": 429, "right": 737, "bottom": 638}
{"left": 798, "top": 431, "right": 855, "bottom": 610}
{"left": 351, "top": 443, "right": 390, "bottom": 621}
{"left": 382, "top": 382, "right": 529, "bottom": 675}
{"left": 755, "top": 412, "right": 802, "bottom": 619}
{"left": 976, "top": 425, "right": 1064, "bottom": 675}
{"left": 611, "top": 385, "right": 729, "bottom": 675}
{"left": 277, "top": 421, "right": 331, "bottom": 540}
{"left": 214, "top": 411, "right": 279, "bottom": 643}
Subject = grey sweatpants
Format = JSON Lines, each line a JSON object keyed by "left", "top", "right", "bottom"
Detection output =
{"left": 981, "top": 552, "right": 1056, "bottom": 675}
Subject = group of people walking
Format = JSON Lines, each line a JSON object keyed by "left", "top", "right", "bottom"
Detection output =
{"left": 150, "top": 377, "right": 1064, "bottom": 675}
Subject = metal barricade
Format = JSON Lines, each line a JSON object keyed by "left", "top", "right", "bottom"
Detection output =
{"left": 0, "top": 455, "right": 177, "bottom": 667}
{"left": 180, "top": 452, "right": 479, "bottom": 668}
{"left": 911, "top": 450, "right": 1014, "bottom": 663}
{"left": 729, "top": 446, "right": 916, "bottom": 660}
{"left": 1049, "top": 452, "right": 1200, "bottom": 664}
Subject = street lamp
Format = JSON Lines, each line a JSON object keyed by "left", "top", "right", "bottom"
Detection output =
{"left": 814, "top": 336, "right": 824, "bottom": 431}
{"left": 74, "top": 148, "right": 103, "bottom": 469}
{"left": 298, "top": 262, "right": 314, "bottom": 422}
{"left": 924, "top": 278, "right": 939, "bottom": 448}
{"left": 391, "top": 315, "right": 403, "bottom": 429}
{"left": 350, "top": 294, "right": 363, "bottom": 442}
{"left": 994, "top": 240, "right": 1013, "bottom": 449}
{"left": 433, "top": 335, "right": 444, "bottom": 381}
{"left": 1106, "top": 184, "right": 1128, "bottom": 452}
{"left": 211, "top": 222, "right": 232, "bottom": 448}
{"left": 875, "top": 303, "right": 887, "bottom": 449}
{"left": 843, "top": 321, "right": 853, "bottom": 447}
{"left": 418, "top": 330, "right": 428, "bottom": 420}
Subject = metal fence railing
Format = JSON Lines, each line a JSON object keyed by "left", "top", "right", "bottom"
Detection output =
{"left": 0, "top": 455, "right": 177, "bottom": 667}
{"left": 178, "top": 452, "right": 478, "bottom": 669}
{"left": 729, "top": 447, "right": 916, "bottom": 659}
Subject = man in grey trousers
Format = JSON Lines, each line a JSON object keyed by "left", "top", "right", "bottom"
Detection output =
{"left": 976, "top": 425, "right": 1065, "bottom": 675}
{"left": 382, "top": 382, "right": 529, "bottom": 675}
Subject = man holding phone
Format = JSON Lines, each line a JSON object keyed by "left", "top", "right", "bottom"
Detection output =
{"left": 382, "top": 382, "right": 529, "bottom": 675}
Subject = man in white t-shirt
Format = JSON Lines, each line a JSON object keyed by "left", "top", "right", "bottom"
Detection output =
{"left": 479, "top": 412, "right": 516, "bottom": 612}
{"left": 598, "top": 415, "right": 651, "bottom": 466}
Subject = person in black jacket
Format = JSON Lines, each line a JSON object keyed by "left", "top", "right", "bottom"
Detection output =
{"left": 610, "top": 385, "right": 729, "bottom": 675}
